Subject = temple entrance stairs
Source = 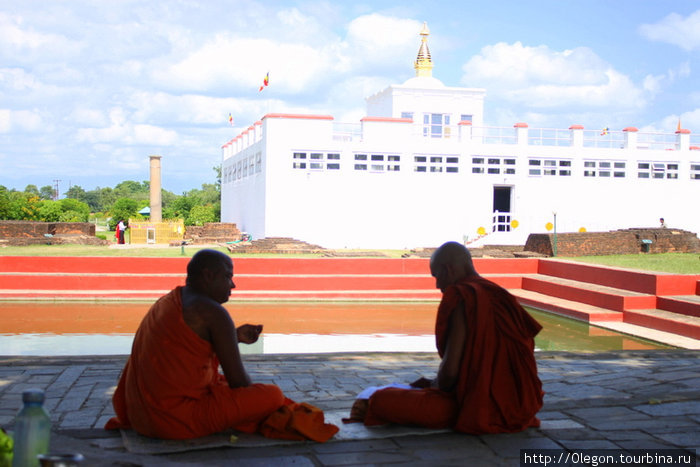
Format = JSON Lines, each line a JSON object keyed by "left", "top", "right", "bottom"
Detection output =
{"left": 509, "top": 259, "right": 700, "bottom": 340}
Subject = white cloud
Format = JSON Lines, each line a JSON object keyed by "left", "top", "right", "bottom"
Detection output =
{"left": 344, "top": 14, "right": 422, "bottom": 70}
{"left": 0, "top": 67, "right": 40, "bottom": 91}
{"left": 0, "top": 109, "right": 9, "bottom": 133}
{"left": 150, "top": 13, "right": 420, "bottom": 96}
{"left": 0, "top": 108, "right": 43, "bottom": 133}
{"left": 151, "top": 35, "right": 328, "bottom": 94}
{"left": 76, "top": 108, "right": 178, "bottom": 145}
{"left": 0, "top": 12, "right": 82, "bottom": 61}
{"left": 641, "top": 108, "right": 700, "bottom": 134}
{"left": 639, "top": 10, "right": 700, "bottom": 51}
{"left": 69, "top": 108, "right": 107, "bottom": 127}
{"left": 461, "top": 42, "right": 645, "bottom": 110}
{"left": 643, "top": 62, "right": 691, "bottom": 94}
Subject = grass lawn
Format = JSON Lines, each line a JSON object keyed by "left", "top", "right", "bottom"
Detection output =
{"left": 1, "top": 243, "right": 698, "bottom": 273}
{"left": 562, "top": 253, "right": 700, "bottom": 274}
{"left": 0, "top": 244, "right": 232, "bottom": 257}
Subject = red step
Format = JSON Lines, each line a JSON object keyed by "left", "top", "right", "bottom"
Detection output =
{"left": 511, "top": 289, "right": 623, "bottom": 322}
{"left": 623, "top": 309, "right": 700, "bottom": 340}
{"left": 656, "top": 296, "right": 700, "bottom": 318}
{"left": 521, "top": 275, "right": 657, "bottom": 312}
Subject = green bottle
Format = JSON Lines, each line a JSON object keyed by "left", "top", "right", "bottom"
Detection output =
{"left": 12, "top": 389, "right": 50, "bottom": 467}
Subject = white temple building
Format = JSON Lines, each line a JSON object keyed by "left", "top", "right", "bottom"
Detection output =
{"left": 221, "top": 23, "right": 699, "bottom": 249}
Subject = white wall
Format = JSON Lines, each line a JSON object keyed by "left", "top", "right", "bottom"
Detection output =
{"left": 222, "top": 115, "right": 699, "bottom": 249}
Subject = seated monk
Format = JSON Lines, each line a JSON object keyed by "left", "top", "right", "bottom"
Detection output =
{"left": 360, "top": 241, "right": 543, "bottom": 434}
{"left": 105, "top": 249, "right": 336, "bottom": 441}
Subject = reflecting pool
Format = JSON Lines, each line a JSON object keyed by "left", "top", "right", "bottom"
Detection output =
{"left": 0, "top": 301, "right": 672, "bottom": 356}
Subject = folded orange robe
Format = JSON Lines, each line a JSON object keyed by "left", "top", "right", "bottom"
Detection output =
{"left": 105, "top": 287, "right": 336, "bottom": 441}
{"left": 365, "top": 276, "right": 543, "bottom": 434}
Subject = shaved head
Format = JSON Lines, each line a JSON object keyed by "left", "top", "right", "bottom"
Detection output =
{"left": 430, "top": 242, "right": 476, "bottom": 292}
{"left": 187, "top": 249, "right": 231, "bottom": 284}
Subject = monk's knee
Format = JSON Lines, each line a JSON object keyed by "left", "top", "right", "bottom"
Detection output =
{"left": 253, "top": 383, "right": 285, "bottom": 411}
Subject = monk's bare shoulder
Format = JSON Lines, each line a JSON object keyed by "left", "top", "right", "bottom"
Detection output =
{"left": 181, "top": 287, "right": 235, "bottom": 342}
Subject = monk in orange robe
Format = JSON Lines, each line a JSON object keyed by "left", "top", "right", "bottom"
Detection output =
{"left": 362, "top": 241, "right": 543, "bottom": 433}
{"left": 106, "top": 249, "right": 337, "bottom": 441}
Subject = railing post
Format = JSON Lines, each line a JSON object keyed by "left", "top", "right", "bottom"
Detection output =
{"left": 459, "top": 121, "right": 473, "bottom": 142}
{"left": 623, "top": 127, "right": 638, "bottom": 149}
{"left": 676, "top": 128, "right": 690, "bottom": 151}
{"left": 569, "top": 125, "right": 584, "bottom": 148}
{"left": 515, "top": 122, "right": 528, "bottom": 146}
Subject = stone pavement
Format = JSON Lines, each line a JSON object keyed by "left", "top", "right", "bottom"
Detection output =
{"left": 0, "top": 351, "right": 698, "bottom": 466}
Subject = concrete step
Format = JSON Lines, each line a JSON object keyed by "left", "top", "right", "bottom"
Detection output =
{"left": 510, "top": 289, "right": 623, "bottom": 323}
{"left": 623, "top": 308, "right": 700, "bottom": 340}
{"left": 521, "top": 274, "right": 657, "bottom": 312}
{"left": 657, "top": 295, "right": 700, "bottom": 318}
{"left": 0, "top": 288, "right": 442, "bottom": 301}
{"left": 537, "top": 259, "right": 700, "bottom": 295}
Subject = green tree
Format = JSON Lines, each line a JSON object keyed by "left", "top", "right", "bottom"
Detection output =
{"left": 24, "top": 185, "right": 40, "bottom": 196}
{"left": 59, "top": 210, "right": 87, "bottom": 222}
{"left": 65, "top": 185, "right": 86, "bottom": 201}
{"left": 109, "top": 198, "right": 139, "bottom": 230}
{"left": 0, "top": 186, "right": 12, "bottom": 219}
{"left": 8, "top": 192, "right": 42, "bottom": 220}
{"left": 187, "top": 204, "right": 216, "bottom": 226}
{"left": 39, "top": 185, "right": 55, "bottom": 200}
{"left": 38, "top": 200, "right": 63, "bottom": 222}
{"left": 59, "top": 198, "right": 90, "bottom": 221}
{"left": 213, "top": 165, "right": 221, "bottom": 192}
{"left": 97, "top": 187, "right": 117, "bottom": 212}
{"left": 114, "top": 180, "right": 150, "bottom": 202}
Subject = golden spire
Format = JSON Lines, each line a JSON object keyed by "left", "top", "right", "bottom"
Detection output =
{"left": 414, "top": 22, "right": 433, "bottom": 77}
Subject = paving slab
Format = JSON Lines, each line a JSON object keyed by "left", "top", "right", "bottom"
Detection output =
{"left": 0, "top": 350, "right": 698, "bottom": 466}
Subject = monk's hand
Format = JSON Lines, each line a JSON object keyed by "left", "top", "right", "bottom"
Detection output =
{"left": 237, "top": 324, "right": 263, "bottom": 344}
{"left": 410, "top": 377, "right": 433, "bottom": 388}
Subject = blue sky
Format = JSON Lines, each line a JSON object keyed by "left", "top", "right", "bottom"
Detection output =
{"left": 1, "top": 0, "right": 699, "bottom": 194}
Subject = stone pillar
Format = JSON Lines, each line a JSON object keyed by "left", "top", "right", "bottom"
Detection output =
{"left": 149, "top": 155, "right": 162, "bottom": 223}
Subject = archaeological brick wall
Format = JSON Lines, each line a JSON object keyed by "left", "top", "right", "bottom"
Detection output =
{"left": 525, "top": 228, "right": 700, "bottom": 256}
{"left": 184, "top": 222, "right": 241, "bottom": 244}
{"left": 0, "top": 221, "right": 103, "bottom": 246}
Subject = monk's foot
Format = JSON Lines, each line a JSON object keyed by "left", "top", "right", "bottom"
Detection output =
{"left": 342, "top": 398, "right": 369, "bottom": 424}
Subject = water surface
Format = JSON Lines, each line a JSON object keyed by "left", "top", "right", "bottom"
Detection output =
{"left": 0, "top": 301, "right": 671, "bottom": 355}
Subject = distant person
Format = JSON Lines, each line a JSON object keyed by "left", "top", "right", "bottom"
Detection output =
{"left": 659, "top": 218, "right": 667, "bottom": 228}
{"left": 106, "top": 249, "right": 337, "bottom": 441}
{"left": 354, "top": 241, "right": 543, "bottom": 434}
{"left": 116, "top": 220, "right": 127, "bottom": 244}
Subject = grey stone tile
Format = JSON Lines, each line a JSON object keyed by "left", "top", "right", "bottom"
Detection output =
{"left": 556, "top": 439, "right": 621, "bottom": 450}
{"left": 633, "top": 400, "right": 700, "bottom": 417}
{"left": 315, "top": 450, "right": 415, "bottom": 465}
{"left": 540, "top": 419, "right": 585, "bottom": 430}
{"left": 312, "top": 438, "right": 398, "bottom": 453}
{"left": 652, "top": 431, "right": 700, "bottom": 447}
{"left": 479, "top": 433, "right": 561, "bottom": 457}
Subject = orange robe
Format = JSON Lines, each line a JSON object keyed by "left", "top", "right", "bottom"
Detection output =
{"left": 365, "top": 275, "right": 543, "bottom": 434}
{"left": 105, "top": 287, "right": 286, "bottom": 439}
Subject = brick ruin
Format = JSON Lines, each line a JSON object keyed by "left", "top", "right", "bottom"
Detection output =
{"left": 524, "top": 228, "right": 700, "bottom": 256}
{"left": 0, "top": 221, "right": 108, "bottom": 246}
{"left": 184, "top": 223, "right": 242, "bottom": 244}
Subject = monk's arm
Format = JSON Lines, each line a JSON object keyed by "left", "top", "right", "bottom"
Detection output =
{"left": 208, "top": 307, "right": 252, "bottom": 388}
{"left": 435, "top": 301, "right": 466, "bottom": 392}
